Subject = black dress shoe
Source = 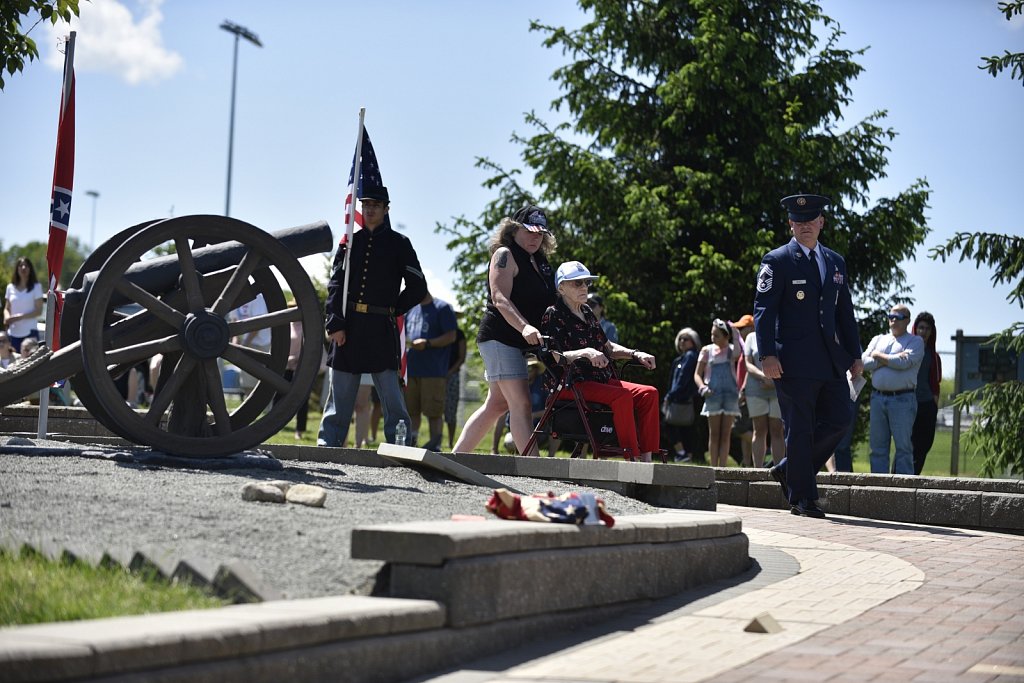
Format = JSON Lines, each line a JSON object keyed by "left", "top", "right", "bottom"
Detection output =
{"left": 790, "top": 499, "right": 826, "bottom": 518}
{"left": 769, "top": 464, "right": 789, "bottom": 501}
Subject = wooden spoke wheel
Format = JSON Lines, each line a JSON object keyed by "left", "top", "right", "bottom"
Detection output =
{"left": 78, "top": 215, "right": 323, "bottom": 457}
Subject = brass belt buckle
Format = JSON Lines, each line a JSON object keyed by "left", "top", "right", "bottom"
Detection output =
{"left": 355, "top": 303, "right": 368, "bottom": 313}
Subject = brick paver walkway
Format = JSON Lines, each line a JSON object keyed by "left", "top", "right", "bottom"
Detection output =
{"left": 417, "top": 505, "right": 1024, "bottom": 683}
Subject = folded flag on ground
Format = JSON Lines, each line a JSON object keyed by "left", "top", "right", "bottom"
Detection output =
{"left": 486, "top": 488, "right": 615, "bottom": 527}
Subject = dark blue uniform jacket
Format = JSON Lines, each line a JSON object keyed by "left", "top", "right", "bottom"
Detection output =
{"left": 753, "top": 238, "right": 860, "bottom": 379}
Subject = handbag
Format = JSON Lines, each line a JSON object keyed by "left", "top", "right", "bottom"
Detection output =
{"left": 663, "top": 399, "right": 695, "bottom": 427}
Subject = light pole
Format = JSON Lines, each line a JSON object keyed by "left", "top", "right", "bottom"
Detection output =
{"left": 86, "top": 190, "right": 99, "bottom": 249}
{"left": 220, "top": 20, "right": 262, "bottom": 217}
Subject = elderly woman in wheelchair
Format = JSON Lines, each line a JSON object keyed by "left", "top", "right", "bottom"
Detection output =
{"left": 539, "top": 261, "right": 661, "bottom": 462}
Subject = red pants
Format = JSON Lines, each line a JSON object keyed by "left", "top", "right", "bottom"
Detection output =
{"left": 558, "top": 379, "right": 660, "bottom": 458}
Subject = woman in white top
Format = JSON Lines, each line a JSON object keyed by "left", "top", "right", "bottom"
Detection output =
{"left": 4, "top": 257, "right": 45, "bottom": 353}
{"left": 693, "top": 319, "right": 741, "bottom": 468}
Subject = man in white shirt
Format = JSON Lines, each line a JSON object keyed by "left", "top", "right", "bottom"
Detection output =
{"left": 861, "top": 304, "right": 924, "bottom": 474}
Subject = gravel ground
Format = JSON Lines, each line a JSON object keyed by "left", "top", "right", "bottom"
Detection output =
{"left": 0, "top": 437, "right": 660, "bottom": 600}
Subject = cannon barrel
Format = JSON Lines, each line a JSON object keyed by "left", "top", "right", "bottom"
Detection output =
{"left": 65, "top": 220, "right": 333, "bottom": 311}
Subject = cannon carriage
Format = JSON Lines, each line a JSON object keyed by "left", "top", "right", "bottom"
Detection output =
{"left": 0, "top": 215, "right": 333, "bottom": 457}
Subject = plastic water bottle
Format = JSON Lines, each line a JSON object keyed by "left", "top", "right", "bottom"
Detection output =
{"left": 394, "top": 420, "right": 407, "bottom": 446}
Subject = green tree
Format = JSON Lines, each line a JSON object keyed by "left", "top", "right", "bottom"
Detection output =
{"left": 979, "top": 0, "right": 1024, "bottom": 85}
{"left": 0, "top": 0, "right": 81, "bottom": 91}
{"left": 438, "top": 0, "right": 929, "bottom": 391}
{"left": 931, "top": 233, "right": 1023, "bottom": 476}
{"left": 926, "top": 2, "right": 1024, "bottom": 478}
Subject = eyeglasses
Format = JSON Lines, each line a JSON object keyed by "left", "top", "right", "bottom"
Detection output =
{"left": 887, "top": 313, "right": 909, "bottom": 321}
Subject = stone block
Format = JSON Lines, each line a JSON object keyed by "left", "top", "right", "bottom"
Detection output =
{"left": 568, "top": 457, "right": 620, "bottom": 481}
{"left": 915, "top": 489, "right": 982, "bottom": 527}
{"left": 981, "top": 492, "right": 1024, "bottom": 531}
{"left": 747, "top": 481, "right": 789, "bottom": 510}
{"left": 512, "top": 455, "right": 569, "bottom": 479}
{"left": 635, "top": 483, "right": 717, "bottom": 511}
{"left": 849, "top": 486, "right": 915, "bottom": 522}
{"left": 716, "top": 479, "right": 748, "bottom": 506}
{"left": 817, "top": 485, "right": 850, "bottom": 516}
{"left": 649, "top": 463, "right": 716, "bottom": 487}
{"left": 450, "top": 452, "right": 517, "bottom": 476}
{"left": 617, "top": 461, "right": 654, "bottom": 484}
{"left": 214, "top": 561, "right": 281, "bottom": 603}
{"left": 715, "top": 467, "right": 766, "bottom": 482}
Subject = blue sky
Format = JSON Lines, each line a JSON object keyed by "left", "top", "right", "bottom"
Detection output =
{"left": 2, "top": 0, "right": 1021, "bottom": 375}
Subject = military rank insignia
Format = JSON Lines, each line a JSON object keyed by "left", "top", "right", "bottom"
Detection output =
{"left": 757, "top": 263, "right": 773, "bottom": 293}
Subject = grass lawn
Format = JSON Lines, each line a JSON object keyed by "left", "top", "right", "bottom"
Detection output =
{"left": 0, "top": 548, "right": 227, "bottom": 626}
{"left": 266, "top": 400, "right": 985, "bottom": 479}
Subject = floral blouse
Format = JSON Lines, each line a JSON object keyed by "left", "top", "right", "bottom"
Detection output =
{"left": 540, "top": 299, "right": 611, "bottom": 389}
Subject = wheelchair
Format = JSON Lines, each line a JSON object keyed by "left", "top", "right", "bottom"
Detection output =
{"left": 522, "top": 342, "right": 667, "bottom": 463}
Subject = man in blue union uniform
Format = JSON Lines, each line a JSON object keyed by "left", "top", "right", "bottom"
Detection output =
{"left": 753, "top": 194, "right": 863, "bottom": 518}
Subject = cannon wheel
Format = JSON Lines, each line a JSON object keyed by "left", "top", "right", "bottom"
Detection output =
{"left": 79, "top": 216, "right": 323, "bottom": 457}
{"left": 64, "top": 221, "right": 291, "bottom": 439}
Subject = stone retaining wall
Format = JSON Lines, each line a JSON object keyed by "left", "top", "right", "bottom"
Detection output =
{"left": 0, "top": 512, "right": 748, "bottom": 683}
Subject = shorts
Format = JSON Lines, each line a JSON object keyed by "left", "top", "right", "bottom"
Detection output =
{"left": 406, "top": 376, "right": 447, "bottom": 419}
{"left": 700, "top": 390, "right": 741, "bottom": 417}
{"left": 478, "top": 340, "right": 528, "bottom": 382}
{"left": 359, "top": 373, "right": 373, "bottom": 386}
{"left": 745, "top": 393, "right": 781, "bottom": 419}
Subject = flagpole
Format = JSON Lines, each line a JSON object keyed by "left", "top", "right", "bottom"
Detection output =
{"left": 340, "top": 107, "right": 366, "bottom": 314}
{"left": 38, "top": 31, "right": 77, "bottom": 438}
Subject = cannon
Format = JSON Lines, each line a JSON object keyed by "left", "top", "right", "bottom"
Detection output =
{"left": 0, "top": 215, "right": 333, "bottom": 457}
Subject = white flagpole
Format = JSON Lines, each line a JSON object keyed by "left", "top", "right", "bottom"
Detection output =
{"left": 38, "top": 31, "right": 77, "bottom": 439}
{"left": 340, "top": 107, "right": 366, "bottom": 313}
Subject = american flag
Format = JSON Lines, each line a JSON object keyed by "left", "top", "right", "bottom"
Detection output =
{"left": 44, "top": 32, "right": 77, "bottom": 351}
{"left": 340, "top": 127, "right": 382, "bottom": 245}
{"left": 339, "top": 123, "right": 408, "bottom": 382}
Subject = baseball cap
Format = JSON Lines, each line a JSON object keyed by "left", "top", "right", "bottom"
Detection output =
{"left": 512, "top": 204, "right": 550, "bottom": 233}
{"left": 555, "top": 261, "right": 597, "bottom": 288}
{"left": 733, "top": 314, "right": 754, "bottom": 328}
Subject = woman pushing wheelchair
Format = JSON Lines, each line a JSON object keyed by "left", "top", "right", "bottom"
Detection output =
{"left": 540, "top": 261, "right": 661, "bottom": 462}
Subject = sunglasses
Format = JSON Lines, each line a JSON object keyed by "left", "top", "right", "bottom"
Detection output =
{"left": 565, "top": 280, "right": 590, "bottom": 289}
{"left": 887, "top": 313, "right": 909, "bottom": 321}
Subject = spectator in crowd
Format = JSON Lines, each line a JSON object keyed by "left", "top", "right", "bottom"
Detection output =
{"left": 755, "top": 194, "right": 862, "bottom": 519}
{"left": 829, "top": 397, "right": 858, "bottom": 472}
{"left": 4, "top": 256, "right": 45, "bottom": 353}
{"left": 0, "top": 331, "right": 15, "bottom": 368}
{"left": 444, "top": 323, "right": 467, "bottom": 450}
{"left": 318, "top": 185, "right": 427, "bottom": 447}
{"left": 663, "top": 327, "right": 701, "bottom": 462}
{"left": 229, "top": 293, "right": 271, "bottom": 391}
{"left": 586, "top": 293, "right": 619, "bottom": 343}
{"left": 911, "top": 311, "right": 941, "bottom": 475}
{"left": 743, "top": 316, "right": 785, "bottom": 468}
{"left": 694, "top": 318, "right": 741, "bottom": 468}
{"left": 272, "top": 302, "right": 317, "bottom": 441}
{"left": 862, "top": 304, "right": 924, "bottom": 474}
{"left": 731, "top": 314, "right": 755, "bottom": 465}
{"left": 540, "top": 261, "right": 659, "bottom": 462}
{"left": 405, "top": 292, "right": 458, "bottom": 450}
{"left": 453, "top": 206, "right": 556, "bottom": 455}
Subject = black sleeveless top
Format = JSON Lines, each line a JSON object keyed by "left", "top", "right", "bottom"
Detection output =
{"left": 477, "top": 241, "right": 555, "bottom": 349}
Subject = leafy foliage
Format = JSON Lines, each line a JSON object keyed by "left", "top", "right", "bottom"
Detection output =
{"left": 931, "top": 232, "right": 1024, "bottom": 476}
{"left": 979, "top": 1, "right": 1024, "bottom": 84}
{"left": 438, "top": 0, "right": 930, "bottom": 392}
{"left": 0, "top": 0, "right": 80, "bottom": 91}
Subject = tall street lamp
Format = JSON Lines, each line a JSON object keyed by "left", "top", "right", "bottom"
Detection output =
{"left": 86, "top": 190, "right": 99, "bottom": 249}
{"left": 220, "top": 20, "right": 262, "bottom": 217}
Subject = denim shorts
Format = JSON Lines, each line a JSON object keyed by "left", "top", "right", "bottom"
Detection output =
{"left": 479, "top": 340, "right": 528, "bottom": 381}
{"left": 700, "top": 389, "right": 741, "bottom": 417}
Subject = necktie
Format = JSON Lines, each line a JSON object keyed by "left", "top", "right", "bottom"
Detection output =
{"left": 808, "top": 249, "right": 821, "bottom": 284}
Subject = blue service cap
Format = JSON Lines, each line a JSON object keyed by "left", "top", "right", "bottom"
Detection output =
{"left": 781, "top": 194, "right": 830, "bottom": 222}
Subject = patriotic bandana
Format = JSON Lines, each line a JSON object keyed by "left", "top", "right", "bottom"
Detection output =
{"left": 486, "top": 488, "right": 615, "bottom": 527}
